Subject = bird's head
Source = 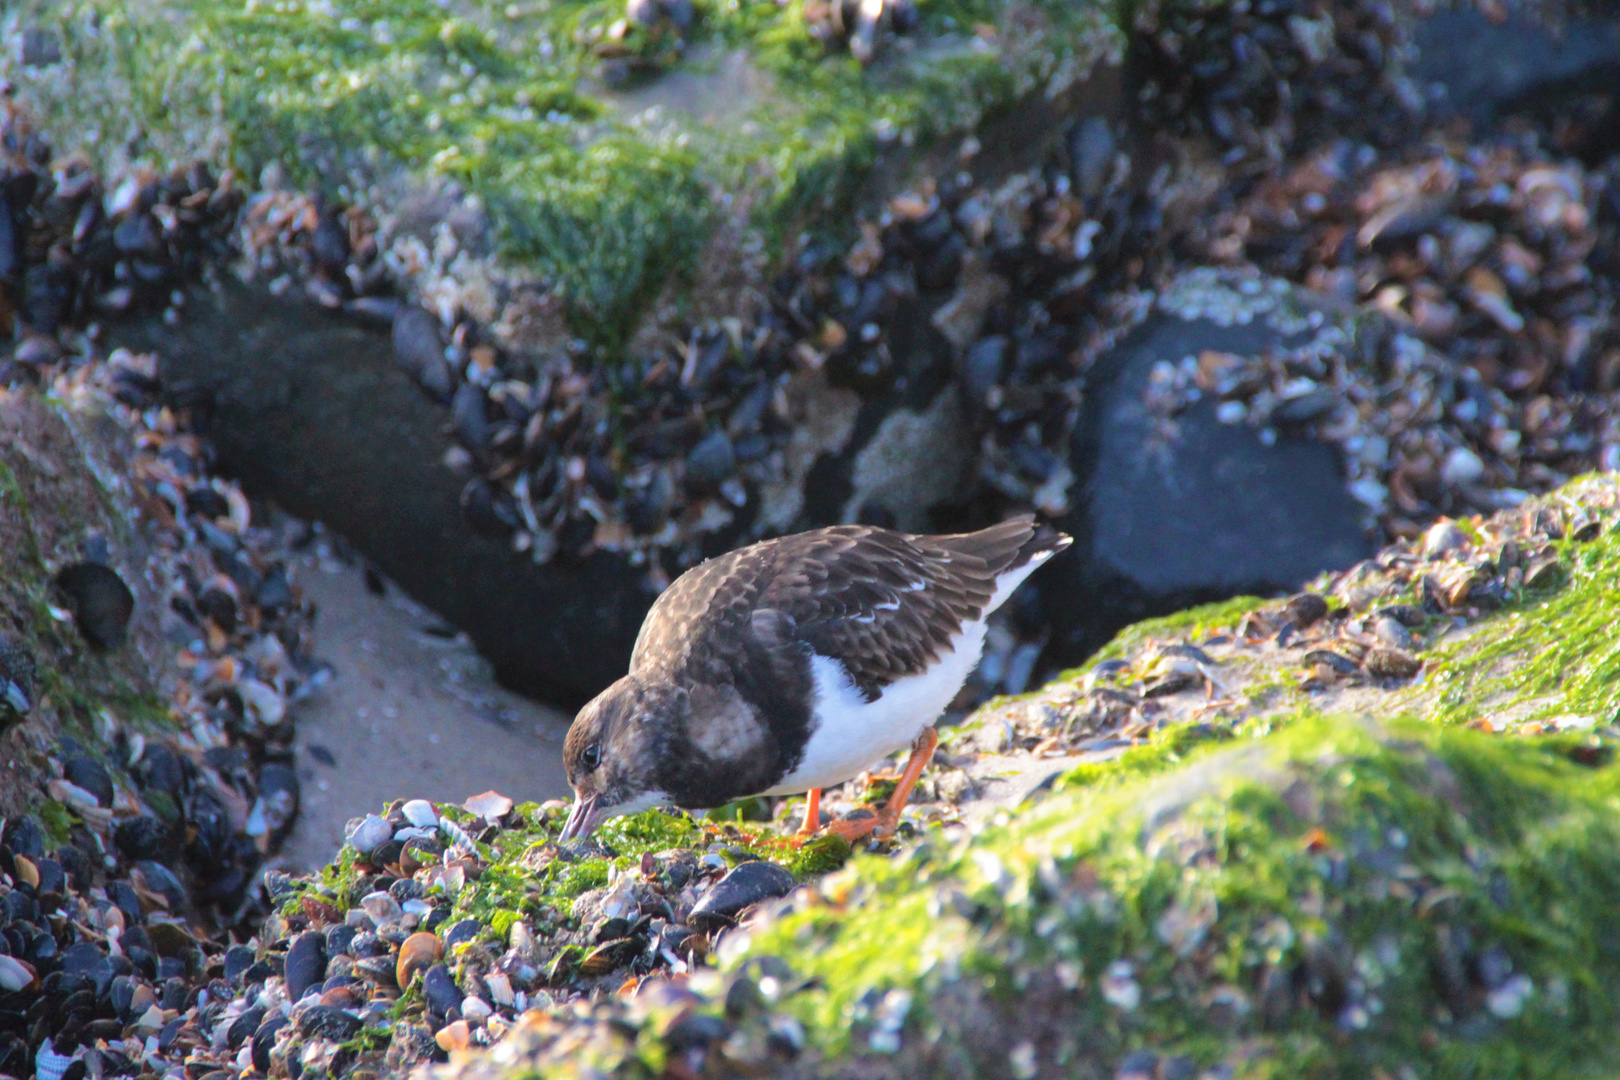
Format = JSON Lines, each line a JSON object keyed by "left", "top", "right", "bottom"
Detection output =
{"left": 559, "top": 674, "right": 685, "bottom": 841}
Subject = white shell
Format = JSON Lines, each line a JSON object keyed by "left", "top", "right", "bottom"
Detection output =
{"left": 402, "top": 799, "right": 438, "bottom": 828}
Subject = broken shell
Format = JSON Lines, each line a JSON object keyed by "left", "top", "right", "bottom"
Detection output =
{"left": 398, "top": 932, "right": 445, "bottom": 989}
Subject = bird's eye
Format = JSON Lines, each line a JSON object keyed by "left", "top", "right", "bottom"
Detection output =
{"left": 581, "top": 742, "right": 602, "bottom": 771}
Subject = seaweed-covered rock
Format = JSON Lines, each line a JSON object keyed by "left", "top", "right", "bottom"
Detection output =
{"left": 10, "top": 0, "right": 1122, "bottom": 349}
{"left": 403, "top": 475, "right": 1620, "bottom": 1079}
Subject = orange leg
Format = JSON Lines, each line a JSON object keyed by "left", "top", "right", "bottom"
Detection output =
{"left": 826, "top": 727, "right": 939, "bottom": 844}
{"left": 796, "top": 788, "right": 823, "bottom": 836}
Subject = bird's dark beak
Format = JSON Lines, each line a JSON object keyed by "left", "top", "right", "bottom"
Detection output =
{"left": 559, "top": 791, "right": 607, "bottom": 842}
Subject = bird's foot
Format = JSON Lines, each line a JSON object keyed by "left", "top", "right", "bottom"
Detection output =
{"left": 822, "top": 805, "right": 899, "bottom": 845}
{"left": 789, "top": 788, "right": 824, "bottom": 845}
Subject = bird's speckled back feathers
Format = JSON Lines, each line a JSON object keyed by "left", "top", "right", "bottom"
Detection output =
{"left": 631, "top": 514, "right": 1067, "bottom": 700}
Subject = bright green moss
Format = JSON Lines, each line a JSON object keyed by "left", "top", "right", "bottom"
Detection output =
{"left": 1419, "top": 506, "right": 1620, "bottom": 728}
{"left": 15, "top": 0, "right": 1118, "bottom": 351}
{"left": 1084, "top": 593, "right": 1270, "bottom": 669}
{"left": 742, "top": 715, "right": 1620, "bottom": 1075}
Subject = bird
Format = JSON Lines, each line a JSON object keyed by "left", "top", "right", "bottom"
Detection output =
{"left": 557, "top": 514, "right": 1071, "bottom": 844}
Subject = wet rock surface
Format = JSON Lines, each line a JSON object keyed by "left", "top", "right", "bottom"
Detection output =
{"left": 1048, "top": 278, "right": 1375, "bottom": 662}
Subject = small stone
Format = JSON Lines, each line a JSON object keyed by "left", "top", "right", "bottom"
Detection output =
{"left": 444, "top": 919, "right": 481, "bottom": 950}
{"left": 422, "top": 964, "right": 463, "bottom": 1016}
{"left": 689, "top": 861, "right": 796, "bottom": 931}
{"left": 0, "top": 632, "right": 36, "bottom": 718}
{"left": 0, "top": 955, "right": 34, "bottom": 992}
{"left": 1372, "top": 615, "right": 1417, "bottom": 651}
{"left": 1440, "top": 446, "right": 1485, "bottom": 485}
{"left": 435, "top": 1019, "right": 471, "bottom": 1053}
{"left": 1422, "top": 520, "right": 1469, "bottom": 559}
{"left": 361, "top": 892, "right": 403, "bottom": 927}
{"left": 297, "top": 1004, "right": 363, "bottom": 1042}
{"left": 1364, "top": 647, "right": 1421, "bottom": 680}
{"left": 62, "top": 750, "right": 114, "bottom": 808}
{"left": 285, "top": 931, "right": 327, "bottom": 1001}
{"left": 53, "top": 562, "right": 135, "bottom": 649}
{"left": 1282, "top": 592, "right": 1328, "bottom": 629}
{"left": 685, "top": 430, "right": 736, "bottom": 490}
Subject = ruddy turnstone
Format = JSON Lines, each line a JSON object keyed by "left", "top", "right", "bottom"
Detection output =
{"left": 558, "top": 514, "right": 1071, "bottom": 843}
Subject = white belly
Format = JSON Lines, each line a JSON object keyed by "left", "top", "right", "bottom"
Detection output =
{"left": 764, "top": 618, "right": 987, "bottom": 795}
{"left": 762, "top": 545, "right": 1055, "bottom": 796}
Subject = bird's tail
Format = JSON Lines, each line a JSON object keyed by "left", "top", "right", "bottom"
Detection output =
{"left": 934, "top": 513, "right": 1073, "bottom": 577}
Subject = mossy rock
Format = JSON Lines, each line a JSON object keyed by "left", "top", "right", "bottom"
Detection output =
{"left": 395, "top": 475, "right": 1620, "bottom": 1077}
{"left": 6, "top": 0, "right": 1122, "bottom": 350}
{"left": 0, "top": 389, "right": 174, "bottom": 818}
{"left": 737, "top": 712, "right": 1620, "bottom": 1078}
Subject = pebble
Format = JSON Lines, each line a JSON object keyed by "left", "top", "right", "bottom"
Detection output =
{"left": 1372, "top": 615, "right": 1417, "bottom": 652}
{"left": 422, "top": 963, "right": 464, "bottom": 1016}
{"left": 1364, "top": 647, "right": 1422, "bottom": 680}
{"left": 1422, "top": 520, "right": 1470, "bottom": 559}
{"left": 285, "top": 931, "right": 328, "bottom": 1001}
{"left": 52, "top": 561, "right": 135, "bottom": 649}
{"left": 689, "top": 861, "right": 797, "bottom": 931}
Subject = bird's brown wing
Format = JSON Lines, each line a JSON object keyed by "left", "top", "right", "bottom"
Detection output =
{"left": 631, "top": 517, "right": 1055, "bottom": 699}
{"left": 750, "top": 522, "right": 1030, "bottom": 700}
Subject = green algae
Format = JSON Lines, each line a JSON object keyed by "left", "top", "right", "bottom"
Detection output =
{"left": 11, "top": 0, "right": 1117, "bottom": 351}
{"left": 740, "top": 713, "right": 1620, "bottom": 1075}
{"left": 1418, "top": 509, "right": 1620, "bottom": 728}
{"left": 1087, "top": 594, "right": 1270, "bottom": 666}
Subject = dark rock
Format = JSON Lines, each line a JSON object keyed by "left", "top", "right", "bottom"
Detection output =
{"left": 257, "top": 763, "right": 301, "bottom": 835}
{"left": 53, "top": 561, "right": 135, "bottom": 649}
{"left": 184, "top": 486, "right": 230, "bottom": 519}
{"left": 224, "top": 944, "right": 256, "bottom": 984}
{"left": 4, "top": 816, "right": 44, "bottom": 857}
{"left": 114, "top": 814, "right": 172, "bottom": 862}
{"left": 20, "top": 27, "right": 62, "bottom": 66}
{"left": 689, "top": 861, "right": 797, "bottom": 931}
{"left": 422, "top": 964, "right": 463, "bottom": 1016}
{"left": 285, "top": 931, "right": 327, "bottom": 1001}
{"left": 391, "top": 305, "right": 455, "bottom": 402}
{"left": 60, "top": 941, "right": 102, "bottom": 977}
{"left": 962, "top": 336, "right": 1007, "bottom": 407}
{"left": 1412, "top": 10, "right": 1620, "bottom": 132}
{"left": 118, "top": 280, "right": 650, "bottom": 705}
{"left": 1067, "top": 115, "right": 1116, "bottom": 199}
{"left": 685, "top": 429, "right": 736, "bottom": 490}
{"left": 1283, "top": 593, "right": 1329, "bottom": 629}
{"left": 452, "top": 382, "right": 491, "bottom": 455}
{"left": 134, "top": 742, "right": 186, "bottom": 795}
{"left": 63, "top": 750, "right": 114, "bottom": 808}
{"left": 297, "top": 1004, "right": 363, "bottom": 1042}
{"left": 195, "top": 586, "right": 237, "bottom": 632}
{"left": 325, "top": 924, "right": 358, "bottom": 958}
{"left": 442, "top": 919, "right": 481, "bottom": 951}
{"left": 252, "top": 1016, "right": 288, "bottom": 1073}
{"left": 1048, "top": 291, "right": 1373, "bottom": 664}
{"left": 135, "top": 860, "right": 187, "bottom": 912}
{"left": 227, "top": 1006, "right": 266, "bottom": 1050}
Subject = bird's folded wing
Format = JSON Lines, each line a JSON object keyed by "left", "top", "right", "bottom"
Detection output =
{"left": 753, "top": 527, "right": 1003, "bottom": 700}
